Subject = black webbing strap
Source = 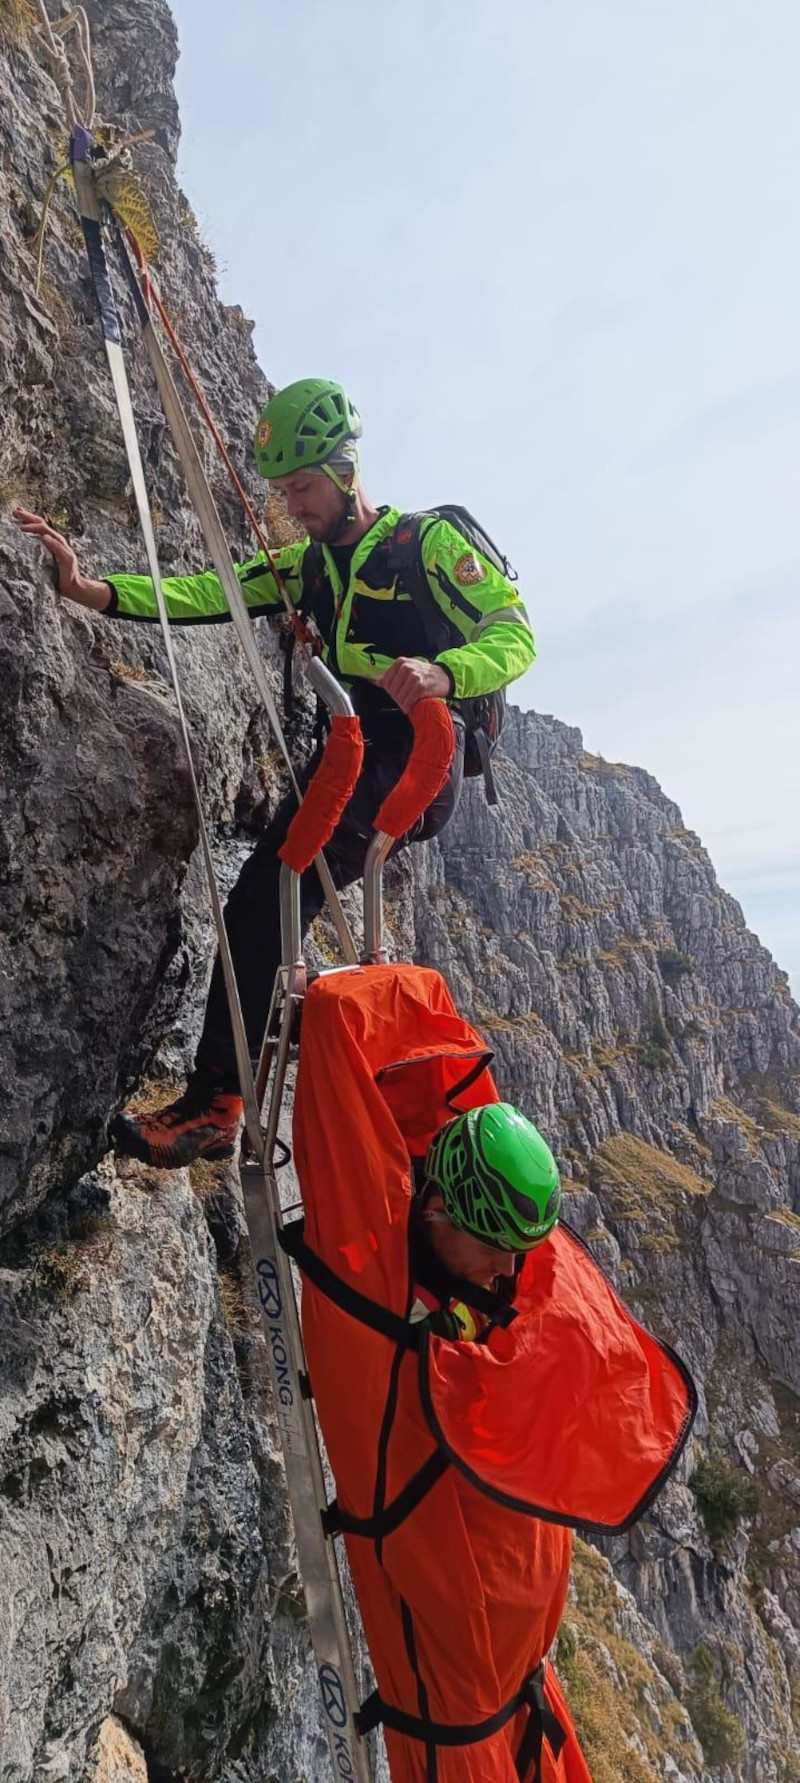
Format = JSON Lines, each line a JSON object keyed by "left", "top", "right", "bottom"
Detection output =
{"left": 400, "top": 1599, "right": 437, "bottom": 1783}
{"left": 474, "top": 725, "right": 499, "bottom": 806}
{"left": 323, "top": 1449, "right": 450, "bottom": 1540}
{"left": 514, "top": 1667, "right": 567, "bottom": 1780}
{"left": 279, "top": 1219, "right": 422, "bottom": 1351}
{"left": 356, "top": 1660, "right": 566, "bottom": 1780}
{"left": 279, "top": 1219, "right": 517, "bottom": 1340}
{"left": 442, "top": 1049, "right": 496, "bottom": 1109}
{"left": 384, "top": 513, "right": 455, "bottom": 655}
{"left": 375, "top": 1046, "right": 495, "bottom": 1108}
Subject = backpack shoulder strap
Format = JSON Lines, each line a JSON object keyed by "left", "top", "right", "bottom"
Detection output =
{"left": 388, "top": 510, "right": 456, "bottom": 656}
{"left": 390, "top": 513, "right": 505, "bottom": 805}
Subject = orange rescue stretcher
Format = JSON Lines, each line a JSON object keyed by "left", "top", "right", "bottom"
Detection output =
{"left": 240, "top": 693, "right": 697, "bottom": 1783}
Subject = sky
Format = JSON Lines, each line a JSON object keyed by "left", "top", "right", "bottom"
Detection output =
{"left": 167, "top": 0, "right": 799, "bottom": 993}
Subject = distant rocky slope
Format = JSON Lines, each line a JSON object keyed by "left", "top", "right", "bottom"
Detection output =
{"left": 1, "top": 4, "right": 798, "bottom": 1780}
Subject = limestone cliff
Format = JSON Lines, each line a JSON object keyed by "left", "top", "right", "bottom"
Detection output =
{"left": 0, "top": 4, "right": 798, "bottom": 1781}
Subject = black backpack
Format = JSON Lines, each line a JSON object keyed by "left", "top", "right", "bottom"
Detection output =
{"left": 386, "top": 506, "right": 516, "bottom": 805}
{"left": 288, "top": 506, "right": 515, "bottom": 804}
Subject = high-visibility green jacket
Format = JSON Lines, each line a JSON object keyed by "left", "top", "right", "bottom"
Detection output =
{"left": 103, "top": 506, "right": 534, "bottom": 701}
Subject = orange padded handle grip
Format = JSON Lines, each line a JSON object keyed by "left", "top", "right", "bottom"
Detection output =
{"left": 279, "top": 716, "right": 364, "bottom": 874}
{"left": 374, "top": 699, "right": 455, "bottom": 839}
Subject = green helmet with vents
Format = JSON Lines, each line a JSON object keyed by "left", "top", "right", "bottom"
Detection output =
{"left": 425, "top": 1104, "right": 562, "bottom": 1251}
{"left": 254, "top": 378, "right": 362, "bottom": 479}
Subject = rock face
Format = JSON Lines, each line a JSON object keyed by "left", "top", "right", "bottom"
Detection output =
{"left": 0, "top": 0, "right": 274, "bottom": 1237}
{"left": 0, "top": 5, "right": 798, "bottom": 1782}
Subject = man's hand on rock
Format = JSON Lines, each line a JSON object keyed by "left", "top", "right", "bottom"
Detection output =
{"left": 12, "top": 508, "right": 112, "bottom": 610}
{"left": 379, "top": 657, "right": 453, "bottom": 715}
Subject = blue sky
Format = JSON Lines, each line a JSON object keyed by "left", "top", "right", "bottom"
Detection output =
{"left": 168, "top": 0, "right": 799, "bottom": 992}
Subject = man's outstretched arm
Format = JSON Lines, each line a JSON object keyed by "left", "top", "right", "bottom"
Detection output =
{"left": 13, "top": 507, "right": 113, "bottom": 609}
{"left": 12, "top": 506, "right": 307, "bottom": 622}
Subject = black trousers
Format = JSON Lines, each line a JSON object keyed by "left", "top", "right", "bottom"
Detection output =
{"left": 196, "top": 718, "right": 465, "bottom": 1081}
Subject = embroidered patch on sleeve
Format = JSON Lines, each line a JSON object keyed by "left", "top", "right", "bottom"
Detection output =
{"left": 454, "top": 551, "right": 487, "bottom": 587}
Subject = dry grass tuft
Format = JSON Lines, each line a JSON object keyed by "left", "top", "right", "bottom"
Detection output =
{"left": 124, "top": 1075, "right": 182, "bottom": 1118}
{"left": 188, "top": 1157, "right": 229, "bottom": 1201}
{"left": 27, "top": 1218, "right": 115, "bottom": 1301}
{"left": 591, "top": 1132, "right": 710, "bottom": 1208}
{"left": 28, "top": 1244, "right": 90, "bottom": 1300}
{"left": 576, "top": 750, "right": 632, "bottom": 781}
{"left": 756, "top": 1099, "right": 800, "bottom": 1140}
{"left": 711, "top": 1095, "right": 763, "bottom": 1154}
{"left": 0, "top": 0, "right": 39, "bottom": 44}
{"left": 556, "top": 1541, "right": 701, "bottom": 1782}
{"left": 109, "top": 659, "right": 148, "bottom": 685}
{"left": 218, "top": 1268, "right": 250, "bottom": 1341}
{"left": 109, "top": 660, "right": 171, "bottom": 698}
{"left": 766, "top": 1207, "right": 800, "bottom": 1233}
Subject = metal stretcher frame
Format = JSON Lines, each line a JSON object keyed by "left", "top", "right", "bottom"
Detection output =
{"left": 239, "top": 697, "right": 455, "bottom": 1781}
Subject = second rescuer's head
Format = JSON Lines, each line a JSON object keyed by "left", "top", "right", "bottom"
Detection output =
{"left": 254, "top": 377, "right": 362, "bottom": 544}
{"left": 421, "top": 1104, "right": 562, "bottom": 1287}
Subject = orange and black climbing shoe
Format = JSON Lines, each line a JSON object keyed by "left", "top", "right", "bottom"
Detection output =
{"left": 110, "top": 1069, "right": 244, "bottom": 1169}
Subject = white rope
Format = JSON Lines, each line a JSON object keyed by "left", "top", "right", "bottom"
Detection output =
{"left": 34, "top": 2, "right": 95, "bottom": 129}
{"left": 30, "top": 16, "right": 358, "bottom": 1086}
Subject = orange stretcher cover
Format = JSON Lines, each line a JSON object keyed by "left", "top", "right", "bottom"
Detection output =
{"left": 291, "top": 964, "right": 696, "bottom": 1782}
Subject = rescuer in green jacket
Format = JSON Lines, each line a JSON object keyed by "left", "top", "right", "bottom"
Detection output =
{"left": 14, "top": 379, "right": 534, "bottom": 1166}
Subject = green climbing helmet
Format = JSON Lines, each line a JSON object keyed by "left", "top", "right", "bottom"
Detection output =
{"left": 254, "top": 378, "right": 362, "bottom": 479}
{"left": 425, "top": 1103, "right": 562, "bottom": 1251}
